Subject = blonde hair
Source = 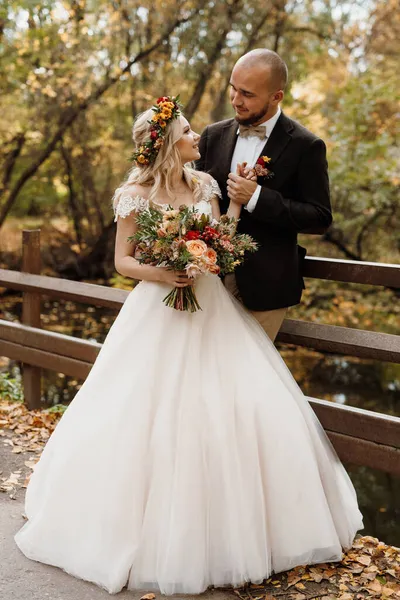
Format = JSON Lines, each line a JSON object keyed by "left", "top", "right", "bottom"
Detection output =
{"left": 112, "top": 109, "right": 202, "bottom": 209}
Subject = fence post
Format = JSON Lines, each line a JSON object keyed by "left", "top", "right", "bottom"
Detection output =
{"left": 22, "top": 229, "right": 42, "bottom": 409}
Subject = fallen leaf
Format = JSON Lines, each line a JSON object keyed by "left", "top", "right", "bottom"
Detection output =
{"left": 286, "top": 573, "right": 302, "bottom": 587}
{"left": 357, "top": 555, "right": 372, "bottom": 566}
{"left": 139, "top": 594, "right": 156, "bottom": 600}
{"left": 366, "top": 580, "right": 382, "bottom": 593}
{"left": 294, "top": 582, "right": 305, "bottom": 590}
{"left": 309, "top": 567, "right": 323, "bottom": 583}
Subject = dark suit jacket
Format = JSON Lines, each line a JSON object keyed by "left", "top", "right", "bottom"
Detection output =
{"left": 195, "top": 112, "right": 332, "bottom": 311}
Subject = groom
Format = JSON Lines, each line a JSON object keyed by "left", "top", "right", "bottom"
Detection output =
{"left": 195, "top": 48, "right": 332, "bottom": 341}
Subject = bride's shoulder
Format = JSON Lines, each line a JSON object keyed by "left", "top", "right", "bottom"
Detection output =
{"left": 195, "top": 171, "right": 213, "bottom": 185}
{"left": 113, "top": 184, "right": 150, "bottom": 220}
{"left": 195, "top": 172, "right": 222, "bottom": 200}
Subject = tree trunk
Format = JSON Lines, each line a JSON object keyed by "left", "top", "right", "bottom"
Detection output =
{"left": 60, "top": 144, "right": 84, "bottom": 248}
{"left": 0, "top": 133, "right": 26, "bottom": 194}
{"left": 58, "top": 219, "right": 116, "bottom": 280}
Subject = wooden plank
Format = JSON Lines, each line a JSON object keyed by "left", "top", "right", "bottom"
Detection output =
{"left": 22, "top": 231, "right": 41, "bottom": 328}
{"left": 303, "top": 256, "right": 400, "bottom": 287}
{"left": 0, "top": 320, "right": 101, "bottom": 362}
{"left": 0, "top": 269, "right": 128, "bottom": 309}
{"left": 21, "top": 230, "right": 42, "bottom": 409}
{"left": 1, "top": 319, "right": 400, "bottom": 445}
{"left": 1, "top": 327, "right": 400, "bottom": 474}
{"left": 0, "top": 339, "right": 91, "bottom": 379}
{"left": 327, "top": 431, "right": 400, "bottom": 476}
{"left": 308, "top": 397, "right": 400, "bottom": 449}
{"left": 277, "top": 319, "right": 400, "bottom": 363}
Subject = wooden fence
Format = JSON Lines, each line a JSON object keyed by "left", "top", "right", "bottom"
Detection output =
{"left": 0, "top": 230, "right": 399, "bottom": 476}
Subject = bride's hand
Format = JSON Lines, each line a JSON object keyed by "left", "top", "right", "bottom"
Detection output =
{"left": 238, "top": 162, "right": 257, "bottom": 182}
{"left": 156, "top": 267, "right": 192, "bottom": 287}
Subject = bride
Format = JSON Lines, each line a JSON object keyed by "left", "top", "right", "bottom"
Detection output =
{"left": 15, "top": 96, "right": 363, "bottom": 596}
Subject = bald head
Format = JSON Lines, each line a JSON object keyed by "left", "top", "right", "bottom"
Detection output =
{"left": 229, "top": 49, "right": 286, "bottom": 125}
{"left": 235, "top": 49, "right": 288, "bottom": 91}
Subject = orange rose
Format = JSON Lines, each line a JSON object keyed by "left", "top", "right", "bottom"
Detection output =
{"left": 185, "top": 239, "right": 207, "bottom": 257}
{"left": 208, "top": 264, "right": 220, "bottom": 274}
{"left": 204, "top": 247, "right": 217, "bottom": 264}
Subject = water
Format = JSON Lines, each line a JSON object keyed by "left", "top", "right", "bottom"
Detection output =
{"left": 1, "top": 295, "right": 399, "bottom": 546}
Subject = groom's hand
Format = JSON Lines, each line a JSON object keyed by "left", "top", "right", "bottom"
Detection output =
{"left": 227, "top": 173, "right": 258, "bottom": 205}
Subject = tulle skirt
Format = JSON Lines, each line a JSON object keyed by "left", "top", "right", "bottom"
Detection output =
{"left": 15, "top": 275, "right": 363, "bottom": 594}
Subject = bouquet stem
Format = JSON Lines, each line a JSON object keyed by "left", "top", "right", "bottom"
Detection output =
{"left": 163, "top": 285, "right": 202, "bottom": 312}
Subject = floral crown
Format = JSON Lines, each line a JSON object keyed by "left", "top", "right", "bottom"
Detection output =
{"left": 131, "top": 95, "right": 182, "bottom": 166}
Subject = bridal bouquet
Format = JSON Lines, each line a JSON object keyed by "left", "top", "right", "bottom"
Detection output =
{"left": 130, "top": 204, "right": 258, "bottom": 312}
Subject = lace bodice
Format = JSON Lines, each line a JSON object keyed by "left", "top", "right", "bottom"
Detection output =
{"left": 113, "top": 178, "right": 221, "bottom": 222}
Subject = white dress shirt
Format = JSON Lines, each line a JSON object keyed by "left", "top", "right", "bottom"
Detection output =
{"left": 230, "top": 107, "right": 281, "bottom": 212}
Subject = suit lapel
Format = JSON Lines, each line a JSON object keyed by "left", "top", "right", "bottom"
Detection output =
{"left": 217, "top": 120, "right": 238, "bottom": 182}
{"left": 211, "top": 113, "right": 294, "bottom": 193}
{"left": 258, "top": 112, "right": 293, "bottom": 166}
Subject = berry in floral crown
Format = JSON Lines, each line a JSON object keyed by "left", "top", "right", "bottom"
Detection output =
{"left": 131, "top": 95, "right": 182, "bottom": 166}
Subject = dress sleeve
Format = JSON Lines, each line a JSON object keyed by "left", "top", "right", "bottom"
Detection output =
{"left": 113, "top": 194, "right": 149, "bottom": 222}
{"left": 203, "top": 177, "right": 222, "bottom": 202}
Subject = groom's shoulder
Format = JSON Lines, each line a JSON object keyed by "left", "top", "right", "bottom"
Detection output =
{"left": 201, "top": 118, "right": 235, "bottom": 136}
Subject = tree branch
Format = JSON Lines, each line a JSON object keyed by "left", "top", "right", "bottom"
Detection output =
{"left": 322, "top": 226, "right": 362, "bottom": 261}
{"left": 210, "top": 7, "right": 271, "bottom": 122}
{"left": 185, "top": 0, "right": 242, "bottom": 119}
{"left": 0, "top": 7, "right": 201, "bottom": 229}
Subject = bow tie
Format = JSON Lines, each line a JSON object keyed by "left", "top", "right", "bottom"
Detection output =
{"left": 238, "top": 124, "right": 267, "bottom": 140}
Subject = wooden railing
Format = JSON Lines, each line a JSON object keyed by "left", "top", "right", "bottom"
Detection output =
{"left": 0, "top": 230, "right": 399, "bottom": 475}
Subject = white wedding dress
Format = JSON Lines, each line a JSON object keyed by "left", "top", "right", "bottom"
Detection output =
{"left": 15, "top": 180, "right": 363, "bottom": 595}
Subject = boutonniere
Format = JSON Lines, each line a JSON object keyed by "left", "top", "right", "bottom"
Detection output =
{"left": 254, "top": 156, "right": 274, "bottom": 179}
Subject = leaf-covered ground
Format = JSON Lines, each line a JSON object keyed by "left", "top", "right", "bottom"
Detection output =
{"left": 1, "top": 399, "right": 399, "bottom": 600}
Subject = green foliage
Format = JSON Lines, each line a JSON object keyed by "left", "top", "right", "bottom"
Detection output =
{"left": 44, "top": 403, "right": 68, "bottom": 415}
{"left": 0, "top": 370, "right": 23, "bottom": 403}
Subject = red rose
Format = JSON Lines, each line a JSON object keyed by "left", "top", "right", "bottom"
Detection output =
{"left": 203, "top": 226, "right": 219, "bottom": 238}
{"left": 157, "top": 96, "right": 168, "bottom": 104}
{"left": 256, "top": 157, "right": 264, "bottom": 165}
{"left": 150, "top": 130, "right": 158, "bottom": 140}
{"left": 185, "top": 230, "right": 201, "bottom": 240}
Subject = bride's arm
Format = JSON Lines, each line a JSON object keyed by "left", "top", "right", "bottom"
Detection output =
{"left": 114, "top": 213, "right": 162, "bottom": 282}
{"left": 226, "top": 199, "right": 241, "bottom": 220}
{"left": 211, "top": 196, "right": 221, "bottom": 220}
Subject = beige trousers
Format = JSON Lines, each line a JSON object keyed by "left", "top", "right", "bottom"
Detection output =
{"left": 224, "top": 274, "right": 287, "bottom": 342}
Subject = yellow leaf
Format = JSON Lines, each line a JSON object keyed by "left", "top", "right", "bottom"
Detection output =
{"left": 295, "top": 582, "right": 306, "bottom": 590}
{"left": 140, "top": 595, "right": 156, "bottom": 600}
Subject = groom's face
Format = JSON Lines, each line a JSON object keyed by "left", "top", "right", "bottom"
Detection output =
{"left": 229, "top": 64, "right": 278, "bottom": 126}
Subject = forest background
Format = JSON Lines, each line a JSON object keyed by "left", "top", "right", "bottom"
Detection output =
{"left": 0, "top": 0, "right": 398, "bottom": 289}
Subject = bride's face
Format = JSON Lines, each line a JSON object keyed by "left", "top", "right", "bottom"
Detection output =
{"left": 175, "top": 117, "right": 200, "bottom": 163}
